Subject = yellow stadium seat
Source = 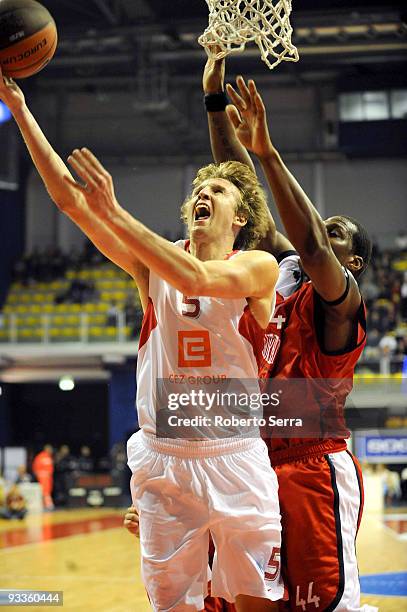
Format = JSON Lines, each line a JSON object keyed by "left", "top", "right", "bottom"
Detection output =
{"left": 90, "top": 327, "right": 103, "bottom": 337}
{"left": 26, "top": 316, "right": 40, "bottom": 326}
{"left": 66, "top": 315, "right": 80, "bottom": 325}
{"left": 83, "top": 303, "right": 97, "bottom": 313}
{"left": 62, "top": 327, "right": 78, "bottom": 338}
{"left": 43, "top": 304, "right": 55, "bottom": 313}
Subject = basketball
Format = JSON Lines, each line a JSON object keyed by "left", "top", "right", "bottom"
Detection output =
{"left": 0, "top": 0, "right": 57, "bottom": 79}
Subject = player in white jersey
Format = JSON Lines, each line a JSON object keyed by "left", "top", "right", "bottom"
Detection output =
{"left": 0, "top": 68, "right": 283, "bottom": 612}
{"left": 66, "top": 160, "right": 283, "bottom": 612}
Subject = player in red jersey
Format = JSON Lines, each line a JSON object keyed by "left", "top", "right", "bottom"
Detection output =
{"left": 225, "top": 76, "right": 375, "bottom": 611}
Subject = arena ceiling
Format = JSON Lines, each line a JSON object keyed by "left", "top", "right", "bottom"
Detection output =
{"left": 34, "top": 0, "right": 406, "bottom": 89}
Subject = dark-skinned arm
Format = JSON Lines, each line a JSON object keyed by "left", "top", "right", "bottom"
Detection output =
{"left": 226, "top": 77, "right": 363, "bottom": 351}
{"left": 203, "top": 57, "right": 294, "bottom": 258}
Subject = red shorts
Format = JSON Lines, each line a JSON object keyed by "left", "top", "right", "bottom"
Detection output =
{"left": 274, "top": 449, "right": 364, "bottom": 612}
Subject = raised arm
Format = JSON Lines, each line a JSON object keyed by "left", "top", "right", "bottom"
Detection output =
{"left": 0, "top": 68, "right": 149, "bottom": 309}
{"left": 203, "top": 57, "right": 293, "bottom": 258}
{"left": 65, "top": 148, "right": 279, "bottom": 308}
{"left": 203, "top": 55, "right": 254, "bottom": 169}
{"left": 226, "top": 77, "right": 362, "bottom": 319}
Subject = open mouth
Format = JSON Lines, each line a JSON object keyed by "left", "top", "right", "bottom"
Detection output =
{"left": 194, "top": 202, "right": 211, "bottom": 221}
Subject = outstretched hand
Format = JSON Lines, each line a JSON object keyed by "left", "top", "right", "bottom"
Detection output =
{"left": 65, "top": 148, "right": 121, "bottom": 220}
{"left": 203, "top": 48, "right": 225, "bottom": 94}
{"left": 0, "top": 65, "right": 25, "bottom": 110}
{"left": 226, "top": 76, "right": 274, "bottom": 160}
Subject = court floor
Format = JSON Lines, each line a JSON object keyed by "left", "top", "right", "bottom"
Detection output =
{"left": 0, "top": 505, "right": 406, "bottom": 611}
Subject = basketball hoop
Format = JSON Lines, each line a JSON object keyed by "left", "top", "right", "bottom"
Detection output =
{"left": 198, "top": 0, "right": 299, "bottom": 70}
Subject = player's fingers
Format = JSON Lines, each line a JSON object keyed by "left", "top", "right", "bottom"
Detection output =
{"left": 68, "top": 153, "right": 98, "bottom": 190}
{"left": 254, "top": 92, "right": 266, "bottom": 118}
{"left": 226, "top": 83, "right": 246, "bottom": 111}
{"left": 80, "top": 148, "right": 110, "bottom": 178}
{"left": 247, "top": 80, "right": 265, "bottom": 119}
{"left": 124, "top": 521, "right": 138, "bottom": 534}
{"left": 226, "top": 105, "right": 241, "bottom": 130}
{"left": 71, "top": 149, "right": 107, "bottom": 188}
{"left": 126, "top": 506, "right": 139, "bottom": 519}
{"left": 236, "top": 75, "right": 251, "bottom": 107}
{"left": 124, "top": 517, "right": 139, "bottom": 532}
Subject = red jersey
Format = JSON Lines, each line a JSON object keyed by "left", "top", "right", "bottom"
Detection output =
{"left": 260, "top": 278, "right": 366, "bottom": 458}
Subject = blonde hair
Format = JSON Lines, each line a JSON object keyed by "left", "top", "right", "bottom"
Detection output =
{"left": 181, "top": 161, "right": 270, "bottom": 250}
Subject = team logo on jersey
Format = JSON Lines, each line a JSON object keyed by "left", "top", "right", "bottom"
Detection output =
{"left": 262, "top": 333, "right": 280, "bottom": 365}
{"left": 178, "top": 330, "right": 211, "bottom": 367}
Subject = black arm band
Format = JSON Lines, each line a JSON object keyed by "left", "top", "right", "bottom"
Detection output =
{"left": 318, "top": 268, "right": 351, "bottom": 306}
{"left": 204, "top": 92, "right": 229, "bottom": 112}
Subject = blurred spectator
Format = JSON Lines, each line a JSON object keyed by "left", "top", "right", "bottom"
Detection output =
{"left": 107, "top": 301, "right": 121, "bottom": 327}
{"left": 360, "top": 273, "right": 379, "bottom": 307}
{"left": 379, "top": 334, "right": 397, "bottom": 375}
{"left": 55, "top": 280, "right": 99, "bottom": 305}
{"left": 0, "top": 485, "right": 27, "bottom": 520}
{"left": 0, "top": 473, "right": 5, "bottom": 508}
{"left": 395, "top": 230, "right": 407, "bottom": 252}
{"left": 53, "top": 445, "right": 76, "bottom": 506}
{"left": 78, "top": 446, "right": 94, "bottom": 473}
{"left": 124, "top": 295, "right": 143, "bottom": 337}
{"left": 401, "top": 272, "right": 407, "bottom": 321}
{"left": 15, "top": 465, "right": 33, "bottom": 484}
{"left": 401, "top": 466, "right": 407, "bottom": 501}
{"left": 110, "top": 442, "right": 131, "bottom": 506}
{"left": 32, "top": 444, "right": 54, "bottom": 510}
{"left": 50, "top": 247, "right": 67, "bottom": 279}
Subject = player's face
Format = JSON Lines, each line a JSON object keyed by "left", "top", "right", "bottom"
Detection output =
{"left": 188, "top": 177, "right": 244, "bottom": 241}
{"left": 324, "top": 216, "right": 357, "bottom": 266}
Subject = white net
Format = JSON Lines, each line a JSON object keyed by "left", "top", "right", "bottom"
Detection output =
{"left": 198, "top": 0, "right": 299, "bottom": 70}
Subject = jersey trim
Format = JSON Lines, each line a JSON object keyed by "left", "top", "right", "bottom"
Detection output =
{"left": 138, "top": 297, "right": 158, "bottom": 351}
{"left": 313, "top": 295, "right": 366, "bottom": 357}
{"left": 269, "top": 439, "right": 347, "bottom": 466}
{"left": 276, "top": 250, "right": 298, "bottom": 264}
{"left": 324, "top": 454, "right": 346, "bottom": 612}
{"left": 317, "top": 268, "right": 350, "bottom": 306}
{"left": 347, "top": 450, "right": 364, "bottom": 534}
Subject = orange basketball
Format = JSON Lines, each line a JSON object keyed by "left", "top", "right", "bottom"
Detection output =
{"left": 0, "top": 0, "right": 57, "bottom": 79}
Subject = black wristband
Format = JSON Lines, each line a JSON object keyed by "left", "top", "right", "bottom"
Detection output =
{"left": 204, "top": 92, "right": 229, "bottom": 112}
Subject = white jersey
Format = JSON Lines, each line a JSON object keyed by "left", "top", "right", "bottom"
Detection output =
{"left": 275, "top": 251, "right": 302, "bottom": 297}
{"left": 136, "top": 240, "right": 274, "bottom": 436}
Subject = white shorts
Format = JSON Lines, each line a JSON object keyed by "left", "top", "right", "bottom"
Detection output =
{"left": 128, "top": 430, "right": 283, "bottom": 611}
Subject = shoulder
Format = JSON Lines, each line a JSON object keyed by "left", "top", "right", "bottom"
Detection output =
{"left": 237, "top": 249, "right": 277, "bottom": 267}
{"left": 276, "top": 251, "right": 304, "bottom": 297}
